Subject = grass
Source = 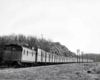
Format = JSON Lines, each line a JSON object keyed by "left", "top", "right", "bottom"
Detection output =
{"left": 0, "top": 63, "right": 99, "bottom": 80}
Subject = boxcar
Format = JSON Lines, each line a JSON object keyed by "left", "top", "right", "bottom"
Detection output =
{"left": 46, "top": 52, "right": 49, "bottom": 63}
{"left": 37, "top": 48, "right": 41, "bottom": 62}
{"left": 21, "top": 47, "right": 36, "bottom": 63}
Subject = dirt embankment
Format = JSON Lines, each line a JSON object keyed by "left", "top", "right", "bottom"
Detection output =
{"left": 0, "top": 63, "right": 100, "bottom": 80}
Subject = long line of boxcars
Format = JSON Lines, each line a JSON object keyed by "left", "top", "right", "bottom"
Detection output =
{"left": 0, "top": 44, "right": 93, "bottom": 67}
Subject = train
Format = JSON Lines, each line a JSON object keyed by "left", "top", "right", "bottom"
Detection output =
{"left": 0, "top": 44, "right": 93, "bottom": 67}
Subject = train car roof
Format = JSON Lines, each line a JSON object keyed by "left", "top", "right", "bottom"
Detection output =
{"left": 4, "top": 44, "right": 35, "bottom": 51}
{"left": 5, "top": 44, "right": 22, "bottom": 47}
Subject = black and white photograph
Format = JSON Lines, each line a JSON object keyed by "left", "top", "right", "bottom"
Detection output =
{"left": 0, "top": 0, "right": 100, "bottom": 80}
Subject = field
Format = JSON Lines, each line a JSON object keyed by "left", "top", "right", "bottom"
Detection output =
{"left": 0, "top": 63, "right": 100, "bottom": 80}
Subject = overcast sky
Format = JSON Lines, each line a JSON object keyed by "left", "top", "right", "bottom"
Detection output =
{"left": 0, "top": 0, "right": 100, "bottom": 54}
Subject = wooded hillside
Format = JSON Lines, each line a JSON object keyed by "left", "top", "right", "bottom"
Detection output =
{"left": 0, "top": 34, "right": 76, "bottom": 57}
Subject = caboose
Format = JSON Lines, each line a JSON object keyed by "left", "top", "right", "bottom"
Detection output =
{"left": 0, "top": 44, "right": 36, "bottom": 66}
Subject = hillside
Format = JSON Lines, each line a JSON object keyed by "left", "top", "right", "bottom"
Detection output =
{"left": 50, "top": 42, "right": 76, "bottom": 56}
{"left": 0, "top": 34, "right": 76, "bottom": 57}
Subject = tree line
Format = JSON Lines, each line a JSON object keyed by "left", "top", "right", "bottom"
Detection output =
{"left": 82, "top": 54, "right": 100, "bottom": 62}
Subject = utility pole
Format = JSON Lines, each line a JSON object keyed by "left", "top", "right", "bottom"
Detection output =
{"left": 41, "top": 34, "right": 43, "bottom": 40}
{"left": 79, "top": 50, "right": 80, "bottom": 63}
{"left": 77, "top": 50, "right": 78, "bottom": 62}
{"left": 77, "top": 49, "right": 80, "bottom": 63}
{"left": 82, "top": 51, "right": 83, "bottom": 63}
{"left": 87, "top": 54, "right": 88, "bottom": 63}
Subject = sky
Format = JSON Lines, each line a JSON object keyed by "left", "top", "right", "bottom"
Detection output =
{"left": 0, "top": 0, "right": 100, "bottom": 54}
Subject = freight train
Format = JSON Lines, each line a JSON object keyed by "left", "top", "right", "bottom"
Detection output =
{"left": 0, "top": 44, "right": 93, "bottom": 67}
